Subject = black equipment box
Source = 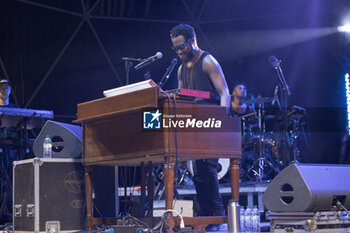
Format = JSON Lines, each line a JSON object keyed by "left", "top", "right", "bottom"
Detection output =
{"left": 267, "top": 211, "right": 350, "bottom": 232}
{"left": 13, "top": 158, "right": 85, "bottom": 232}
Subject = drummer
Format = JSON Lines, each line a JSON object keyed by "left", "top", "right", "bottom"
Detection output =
{"left": 230, "top": 83, "right": 257, "bottom": 141}
{"left": 230, "top": 83, "right": 255, "bottom": 117}
{"left": 230, "top": 84, "right": 257, "bottom": 180}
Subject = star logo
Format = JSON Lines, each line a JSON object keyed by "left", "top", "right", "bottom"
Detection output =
{"left": 150, "top": 109, "right": 162, "bottom": 122}
{"left": 143, "top": 109, "right": 162, "bottom": 129}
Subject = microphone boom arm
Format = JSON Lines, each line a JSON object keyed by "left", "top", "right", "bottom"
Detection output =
{"left": 158, "top": 58, "right": 178, "bottom": 88}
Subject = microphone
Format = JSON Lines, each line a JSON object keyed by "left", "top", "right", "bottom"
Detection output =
{"left": 122, "top": 57, "right": 142, "bottom": 62}
{"left": 269, "top": 55, "right": 291, "bottom": 96}
{"left": 134, "top": 52, "right": 163, "bottom": 70}
{"left": 272, "top": 85, "right": 279, "bottom": 105}
{"left": 158, "top": 58, "right": 178, "bottom": 87}
{"left": 165, "top": 58, "right": 178, "bottom": 79}
{"left": 268, "top": 55, "right": 281, "bottom": 69}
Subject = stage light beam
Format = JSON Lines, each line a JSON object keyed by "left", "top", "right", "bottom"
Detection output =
{"left": 214, "top": 27, "right": 337, "bottom": 60}
{"left": 338, "top": 24, "right": 350, "bottom": 32}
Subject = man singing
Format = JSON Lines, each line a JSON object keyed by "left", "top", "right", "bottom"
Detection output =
{"left": 170, "top": 24, "right": 230, "bottom": 231}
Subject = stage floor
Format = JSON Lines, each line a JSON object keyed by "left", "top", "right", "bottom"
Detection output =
{"left": 3, "top": 182, "right": 270, "bottom": 232}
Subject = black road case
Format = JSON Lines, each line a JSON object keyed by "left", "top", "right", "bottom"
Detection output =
{"left": 13, "top": 158, "right": 85, "bottom": 232}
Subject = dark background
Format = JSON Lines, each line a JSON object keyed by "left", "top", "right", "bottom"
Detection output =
{"left": 1, "top": 0, "right": 350, "bottom": 164}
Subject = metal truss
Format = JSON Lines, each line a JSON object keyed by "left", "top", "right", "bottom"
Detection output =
{"left": 0, "top": 0, "right": 344, "bottom": 111}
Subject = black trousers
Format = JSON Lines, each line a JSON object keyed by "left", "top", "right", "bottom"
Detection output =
{"left": 192, "top": 158, "right": 224, "bottom": 216}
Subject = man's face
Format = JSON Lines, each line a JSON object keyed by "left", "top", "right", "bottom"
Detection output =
{"left": 233, "top": 85, "right": 247, "bottom": 99}
{"left": 171, "top": 35, "right": 193, "bottom": 63}
{"left": 0, "top": 84, "right": 11, "bottom": 100}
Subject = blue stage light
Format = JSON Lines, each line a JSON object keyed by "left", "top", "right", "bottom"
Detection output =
{"left": 345, "top": 73, "right": 350, "bottom": 135}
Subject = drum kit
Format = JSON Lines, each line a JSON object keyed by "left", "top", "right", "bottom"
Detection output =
{"left": 236, "top": 55, "right": 309, "bottom": 182}
{"left": 237, "top": 94, "right": 308, "bottom": 182}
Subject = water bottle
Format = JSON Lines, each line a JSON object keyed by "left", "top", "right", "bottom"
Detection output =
{"left": 252, "top": 205, "right": 260, "bottom": 232}
{"left": 43, "top": 135, "right": 52, "bottom": 158}
{"left": 240, "top": 206, "right": 246, "bottom": 232}
{"left": 244, "top": 206, "right": 252, "bottom": 233}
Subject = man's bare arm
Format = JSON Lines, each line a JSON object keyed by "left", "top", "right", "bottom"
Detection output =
{"left": 203, "top": 55, "right": 230, "bottom": 108}
{"left": 177, "top": 64, "right": 184, "bottom": 88}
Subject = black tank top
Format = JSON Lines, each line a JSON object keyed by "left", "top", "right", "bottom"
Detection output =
{"left": 180, "top": 51, "right": 220, "bottom": 104}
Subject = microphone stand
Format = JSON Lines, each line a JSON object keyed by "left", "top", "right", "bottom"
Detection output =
{"left": 272, "top": 60, "right": 293, "bottom": 165}
{"left": 122, "top": 57, "right": 142, "bottom": 85}
{"left": 158, "top": 58, "right": 177, "bottom": 88}
{"left": 272, "top": 84, "right": 282, "bottom": 113}
{"left": 125, "top": 61, "right": 132, "bottom": 85}
{"left": 158, "top": 65, "right": 172, "bottom": 88}
{"left": 158, "top": 60, "right": 177, "bottom": 88}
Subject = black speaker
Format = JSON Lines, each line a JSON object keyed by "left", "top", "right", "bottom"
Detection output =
{"left": 33, "top": 120, "right": 82, "bottom": 158}
{"left": 263, "top": 163, "right": 350, "bottom": 212}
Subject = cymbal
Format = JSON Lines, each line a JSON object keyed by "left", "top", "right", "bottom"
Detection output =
{"left": 245, "top": 96, "right": 277, "bottom": 105}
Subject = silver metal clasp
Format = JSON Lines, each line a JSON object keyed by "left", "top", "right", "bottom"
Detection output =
{"left": 27, "top": 204, "right": 35, "bottom": 217}
{"left": 14, "top": 204, "right": 22, "bottom": 217}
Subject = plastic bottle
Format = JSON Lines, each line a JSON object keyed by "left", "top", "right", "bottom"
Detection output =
{"left": 252, "top": 205, "right": 260, "bottom": 232}
{"left": 43, "top": 135, "right": 52, "bottom": 158}
{"left": 240, "top": 206, "right": 246, "bottom": 232}
{"left": 244, "top": 206, "right": 252, "bottom": 233}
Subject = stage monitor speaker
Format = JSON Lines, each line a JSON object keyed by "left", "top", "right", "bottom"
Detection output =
{"left": 33, "top": 120, "right": 82, "bottom": 158}
{"left": 263, "top": 163, "right": 350, "bottom": 212}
